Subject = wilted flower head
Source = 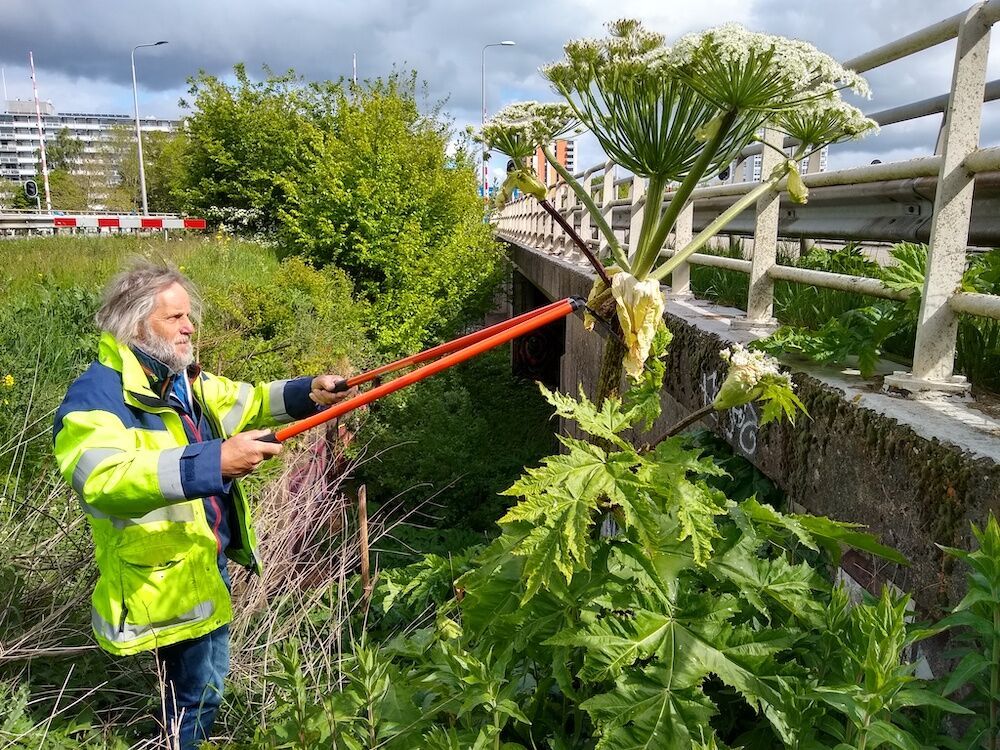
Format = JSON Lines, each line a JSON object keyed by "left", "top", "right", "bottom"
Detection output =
{"left": 611, "top": 272, "right": 665, "bottom": 380}
{"left": 478, "top": 101, "right": 579, "bottom": 161}
{"left": 712, "top": 343, "right": 791, "bottom": 410}
{"left": 660, "top": 24, "right": 870, "bottom": 113}
{"left": 775, "top": 94, "right": 878, "bottom": 149}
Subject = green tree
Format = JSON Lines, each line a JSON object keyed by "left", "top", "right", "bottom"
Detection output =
{"left": 276, "top": 74, "right": 502, "bottom": 354}
{"left": 178, "top": 64, "right": 324, "bottom": 233}
{"left": 178, "top": 66, "right": 503, "bottom": 356}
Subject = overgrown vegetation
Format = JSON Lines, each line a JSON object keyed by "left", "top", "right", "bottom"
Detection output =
{"left": 178, "top": 67, "right": 503, "bottom": 356}
{"left": 690, "top": 241, "right": 1000, "bottom": 393}
{"left": 223, "top": 336, "right": 997, "bottom": 749}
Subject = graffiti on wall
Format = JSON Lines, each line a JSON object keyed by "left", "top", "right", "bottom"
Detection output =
{"left": 700, "top": 369, "right": 760, "bottom": 459}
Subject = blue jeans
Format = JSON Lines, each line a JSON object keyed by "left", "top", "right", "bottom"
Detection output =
{"left": 160, "top": 623, "right": 230, "bottom": 750}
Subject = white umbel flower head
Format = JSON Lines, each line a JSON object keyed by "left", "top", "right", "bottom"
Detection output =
{"left": 713, "top": 343, "right": 791, "bottom": 410}
{"left": 611, "top": 272, "right": 665, "bottom": 380}
{"left": 659, "top": 24, "right": 870, "bottom": 113}
{"left": 478, "top": 101, "right": 579, "bottom": 161}
{"left": 775, "top": 95, "right": 879, "bottom": 149}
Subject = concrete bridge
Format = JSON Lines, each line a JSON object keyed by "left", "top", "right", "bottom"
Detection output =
{"left": 495, "top": 1, "right": 1000, "bottom": 626}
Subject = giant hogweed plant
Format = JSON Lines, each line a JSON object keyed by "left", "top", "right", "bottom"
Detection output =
{"left": 481, "top": 20, "right": 877, "bottom": 402}
{"left": 397, "top": 339, "right": 961, "bottom": 748}
{"left": 250, "top": 343, "right": 976, "bottom": 749}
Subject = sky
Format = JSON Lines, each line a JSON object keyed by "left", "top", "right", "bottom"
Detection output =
{"left": 2, "top": 0, "right": 999, "bottom": 175}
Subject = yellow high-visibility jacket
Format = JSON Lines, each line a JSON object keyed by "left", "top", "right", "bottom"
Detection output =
{"left": 54, "top": 333, "right": 315, "bottom": 655}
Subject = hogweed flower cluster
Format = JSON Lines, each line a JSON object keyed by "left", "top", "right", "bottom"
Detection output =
{"left": 483, "top": 19, "right": 877, "bottom": 390}
{"left": 775, "top": 95, "right": 878, "bottom": 150}
{"left": 478, "top": 101, "right": 579, "bottom": 162}
{"left": 713, "top": 344, "right": 791, "bottom": 410}
{"left": 660, "top": 24, "right": 870, "bottom": 112}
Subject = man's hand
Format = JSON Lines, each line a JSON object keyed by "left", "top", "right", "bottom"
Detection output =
{"left": 310, "top": 374, "right": 358, "bottom": 406}
{"left": 221, "top": 429, "right": 282, "bottom": 479}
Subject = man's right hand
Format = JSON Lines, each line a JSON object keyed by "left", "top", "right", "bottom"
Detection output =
{"left": 220, "top": 429, "right": 283, "bottom": 479}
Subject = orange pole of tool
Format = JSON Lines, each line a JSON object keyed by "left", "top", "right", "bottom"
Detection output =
{"left": 267, "top": 297, "right": 583, "bottom": 443}
{"left": 345, "top": 296, "right": 570, "bottom": 388}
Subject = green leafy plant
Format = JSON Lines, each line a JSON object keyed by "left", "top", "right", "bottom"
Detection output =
{"left": 755, "top": 243, "right": 1000, "bottom": 391}
{"left": 934, "top": 514, "right": 1000, "bottom": 750}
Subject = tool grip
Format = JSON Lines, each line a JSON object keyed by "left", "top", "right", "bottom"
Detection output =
{"left": 257, "top": 432, "right": 280, "bottom": 444}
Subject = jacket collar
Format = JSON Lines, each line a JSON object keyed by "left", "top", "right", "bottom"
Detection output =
{"left": 97, "top": 332, "right": 202, "bottom": 403}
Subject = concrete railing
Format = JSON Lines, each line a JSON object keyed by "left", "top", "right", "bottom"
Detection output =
{"left": 495, "top": 0, "right": 1000, "bottom": 395}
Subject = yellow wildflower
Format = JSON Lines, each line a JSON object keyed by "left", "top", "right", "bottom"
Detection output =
{"left": 1, "top": 374, "right": 14, "bottom": 389}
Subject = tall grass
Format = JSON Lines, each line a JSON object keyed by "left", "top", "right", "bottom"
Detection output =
{"left": 0, "top": 235, "right": 375, "bottom": 746}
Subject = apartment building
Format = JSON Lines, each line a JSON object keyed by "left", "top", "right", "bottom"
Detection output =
{"left": 531, "top": 139, "right": 576, "bottom": 185}
{"left": 0, "top": 99, "right": 177, "bottom": 188}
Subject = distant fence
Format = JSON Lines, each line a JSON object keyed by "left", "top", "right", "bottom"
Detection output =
{"left": 495, "top": 1, "right": 1000, "bottom": 393}
{"left": 0, "top": 211, "right": 207, "bottom": 233}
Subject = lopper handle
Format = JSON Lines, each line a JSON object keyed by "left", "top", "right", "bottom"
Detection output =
{"left": 267, "top": 296, "right": 584, "bottom": 443}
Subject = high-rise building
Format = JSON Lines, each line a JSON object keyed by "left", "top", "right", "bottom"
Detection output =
{"left": 531, "top": 139, "right": 576, "bottom": 185}
{"left": 1, "top": 99, "right": 178, "bottom": 205}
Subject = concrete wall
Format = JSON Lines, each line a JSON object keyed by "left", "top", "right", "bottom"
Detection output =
{"left": 509, "top": 239, "right": 1000, "bottom": 619}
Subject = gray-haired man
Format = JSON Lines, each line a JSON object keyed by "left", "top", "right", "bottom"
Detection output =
{"left": 54, "top": 260, "right": 351, "bottom": 748}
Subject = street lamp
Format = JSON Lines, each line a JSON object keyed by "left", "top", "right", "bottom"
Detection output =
{"left": 481, "top": 40, "right": 515, "bottom": 201}
{"left": 131, "top": 40, "right": 168, "bottom": 216}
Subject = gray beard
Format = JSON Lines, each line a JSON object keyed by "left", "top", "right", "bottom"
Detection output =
{"left": 136, "top": 330, "right": 194, "bottom": 374}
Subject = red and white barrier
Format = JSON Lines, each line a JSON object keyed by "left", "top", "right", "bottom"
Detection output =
{"left": 48, "top": 215, "right": 207, "bottom": 230}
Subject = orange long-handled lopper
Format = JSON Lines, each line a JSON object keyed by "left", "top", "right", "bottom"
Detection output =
{"left": 259, "top": 296, "right": 585, "bottom": 443}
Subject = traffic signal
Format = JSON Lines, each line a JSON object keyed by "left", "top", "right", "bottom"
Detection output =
{"left": 24, "top": 180, "right": 38, "bottom": 199}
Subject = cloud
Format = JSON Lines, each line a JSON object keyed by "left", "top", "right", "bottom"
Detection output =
{"left": 2, "top": 0, "right": 997, "bottom": 172}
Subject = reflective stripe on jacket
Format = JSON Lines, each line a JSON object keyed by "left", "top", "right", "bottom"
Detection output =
{"left": 53, "top": 332, "right": 315, "bottom": 656}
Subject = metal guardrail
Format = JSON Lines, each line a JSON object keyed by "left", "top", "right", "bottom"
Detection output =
{"left": 495, "top": 0, "right": 1000, "bottom": 393}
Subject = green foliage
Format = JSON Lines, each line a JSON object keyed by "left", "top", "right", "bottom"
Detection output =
{"left": 179, "top": 66, "right": 503, "bottom": 357}
{"left": 934, "top": 514, "right": 1000, "bottom": 750}
{"left": 357, "top": 348, "right": 558, "bottom": 539}
{"left": 198, "top": 254, "right": 369, "bottom": 383}
{"left": 703, "top": 242, "right": 1000, "bottom": 391}
{"left": 0, "top": 680, "right": 129, "bottom": 749}
{"left": 755, "top": 305, "right": 901, "bottom": 378}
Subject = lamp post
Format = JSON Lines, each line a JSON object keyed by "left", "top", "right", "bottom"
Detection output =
{"left": 481, "top": 40, "right": 515, "bottom": 201}
{"left": 131, "top": 40, "right": 168, "bottom": 216}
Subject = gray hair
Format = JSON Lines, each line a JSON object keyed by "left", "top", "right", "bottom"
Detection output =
{"left": 95, "top": 259, "right": 202, "bottom": 345}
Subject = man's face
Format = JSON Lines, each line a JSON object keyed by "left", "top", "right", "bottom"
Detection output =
{"left": 143, "top": 282, "right": 195, "bottom": 368}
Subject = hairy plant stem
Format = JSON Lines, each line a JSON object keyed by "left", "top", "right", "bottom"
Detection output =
{"left": 594, "top": 319, "right": 627, "bottom": 407}
{"left": 649, "top": 168, "right": 789, "bottom": 282}
{"left": 632, "top": 108, "right": 739, "bottom": 278}
{"left": 543, "top": 145, "right": 630, "bottom": 271}
{"left": 631, "top": 173, "right": 668, "bottom": 273}
{"left": 538, "top": 198, "right": 613, "bottom": 287}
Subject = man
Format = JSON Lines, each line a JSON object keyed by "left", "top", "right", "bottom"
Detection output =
{"left": 53, "top": 261, "right": 352, "bottom": 749}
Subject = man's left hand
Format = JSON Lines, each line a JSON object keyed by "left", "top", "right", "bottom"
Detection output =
{"left": 310, "top": 375, "right": 357, "bottom": 406}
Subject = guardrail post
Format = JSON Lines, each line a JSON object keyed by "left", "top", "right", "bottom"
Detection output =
{"left": 544, "top": 184, "right": 557, "bottom": 251}
{"left": 736, "top": 127, "right": 783, "bottom": 330}
{"left": 577, "top": 171, "right": 595, "bottom": 264}
{"left": 886, "top": 4, "right": 990, "bottom": 394}
{"left": 628, "top": 175, "right": 645, "bottom": 265}
{"left": 601, "top": 160, "right": 616, "bottom": 261}
{"left": 671, "top": 202, "right": 694, "bottom": 297}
